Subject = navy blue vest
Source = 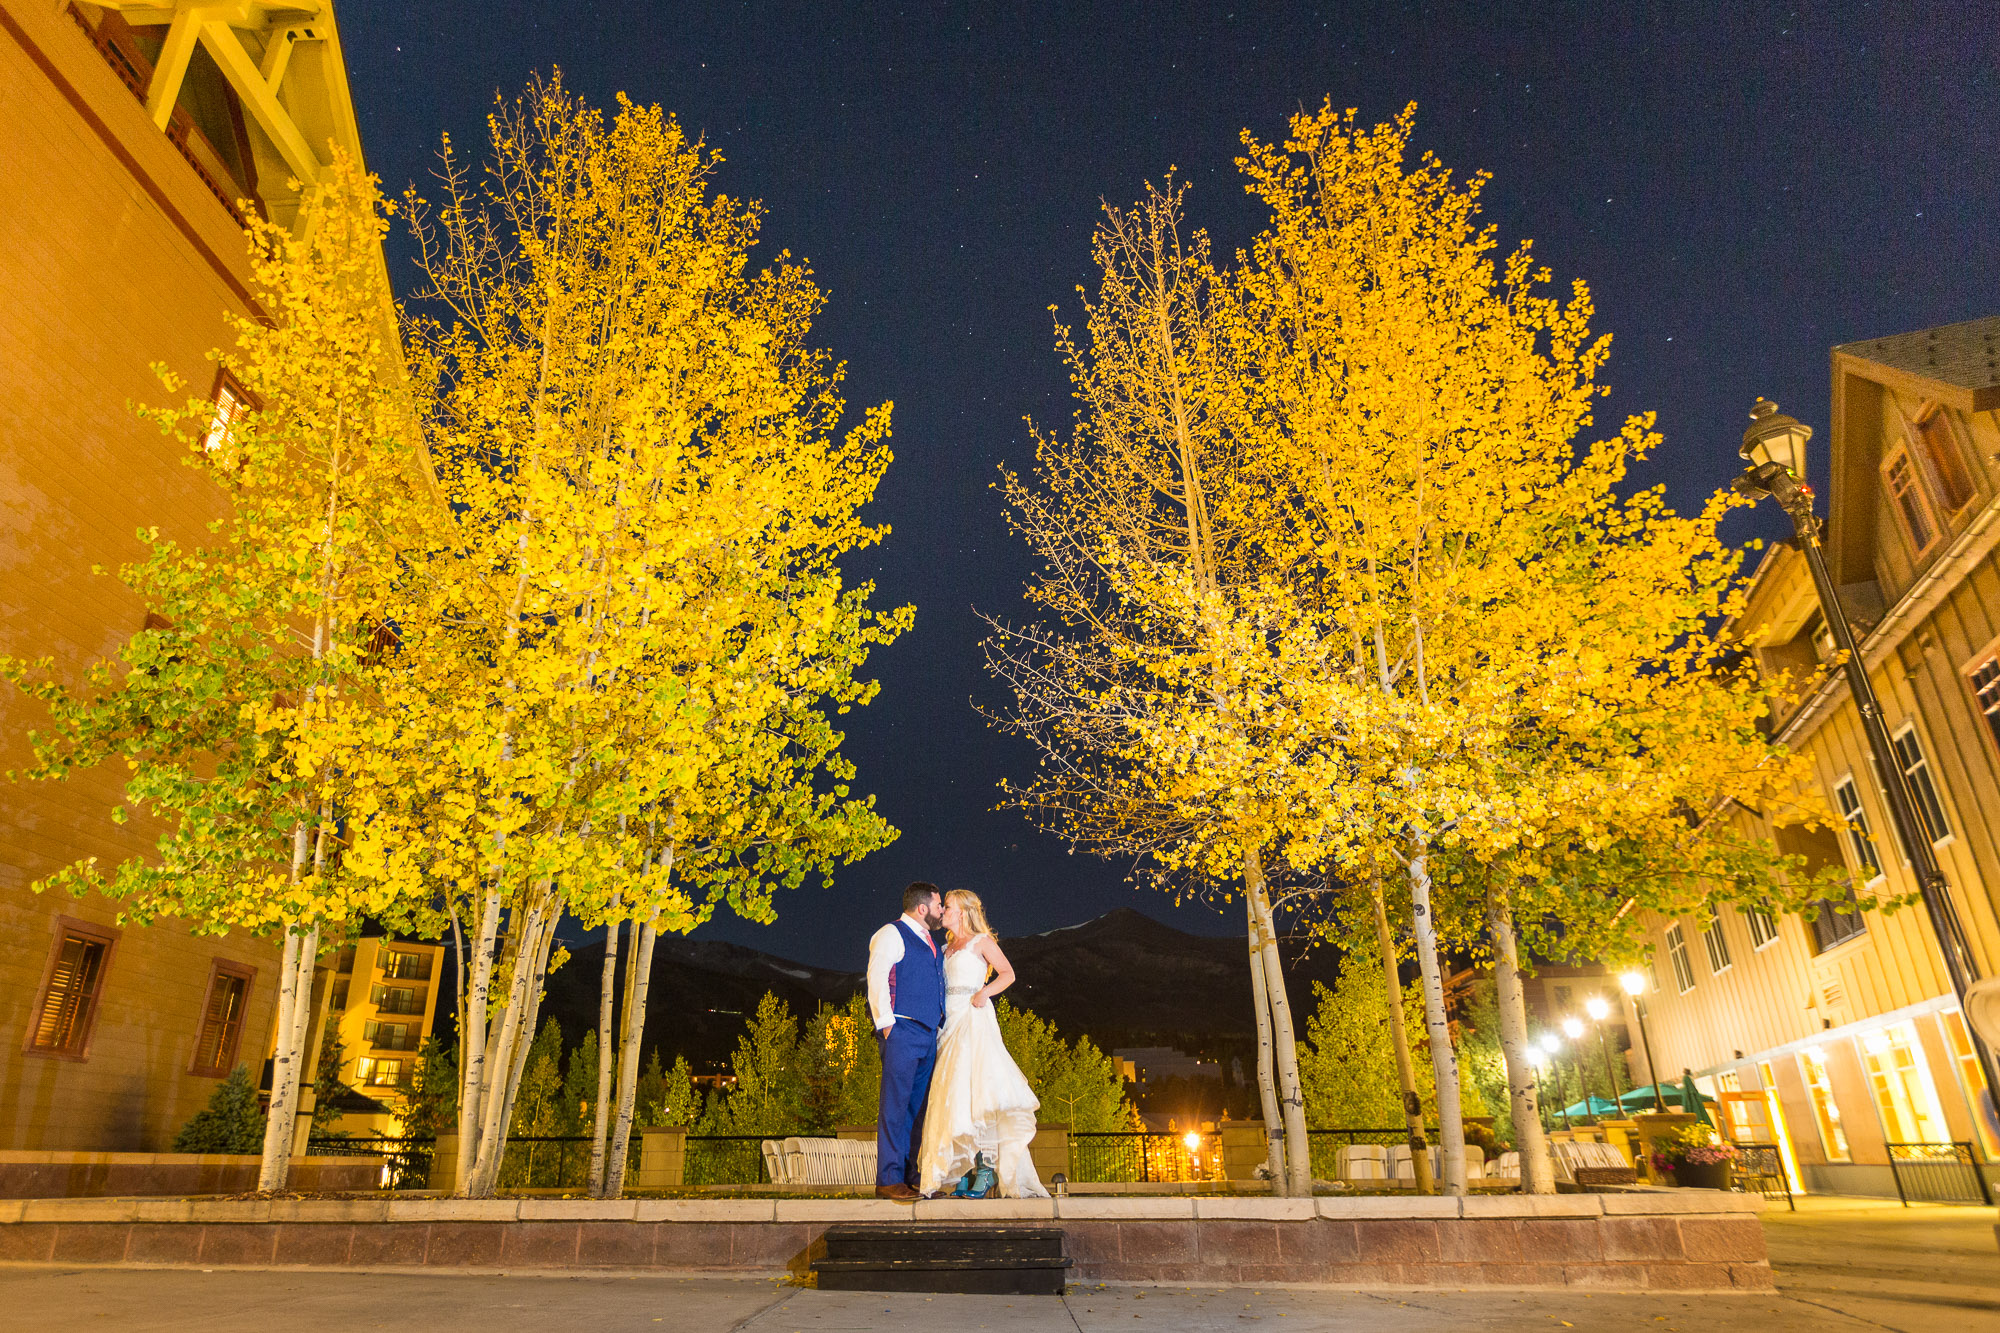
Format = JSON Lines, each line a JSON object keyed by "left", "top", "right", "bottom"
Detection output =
{"left": 887, "top": 918, "right": 945, "bottom": 1030}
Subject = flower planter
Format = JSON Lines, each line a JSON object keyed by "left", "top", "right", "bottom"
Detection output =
{"left": 1672, "top": 1160, "right": 1731, "bottom": 1190}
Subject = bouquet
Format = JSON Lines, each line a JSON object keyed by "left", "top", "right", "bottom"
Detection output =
{"left": 1649, "top": 1124, "right": 1738, "bottom": 1174}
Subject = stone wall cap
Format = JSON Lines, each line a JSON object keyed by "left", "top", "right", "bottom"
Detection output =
{"left": 1598, "top": 1190, "right": 1764, "bottom": 1214}
{"left": 1317, "top": 1194, "right": 1460, "bottom": 1219}
{"left": 1461, "top": 1193, "right": 1604, "bottom": 1218}
{"left": 518, "top": 1199, "right": 638, "bottom": 1221}
{"left": 912, "top": 1197, "right": 1057, "bottom": 1221}
{"left": 1055, "top": 1196, "right": 1196, "bottom": 1220}
{"left": 773, "top": 1198, "right": 916, "bottom": 1222}
{"left": 1192, "top": 1197, "right": 1317, "bottom": 1221}
{"left": 387, "top": 1197, "right": 518, "bottom": 1221}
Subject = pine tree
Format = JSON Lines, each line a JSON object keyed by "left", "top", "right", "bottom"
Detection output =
{"left": 173, "top": 1065, "right": 268, "bottom": 1155}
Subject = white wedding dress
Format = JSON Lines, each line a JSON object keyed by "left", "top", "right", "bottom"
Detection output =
{"left": 916, "top": 935, "right": 1050, "bottom": 1198}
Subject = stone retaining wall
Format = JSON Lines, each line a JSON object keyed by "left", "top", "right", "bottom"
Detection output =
{"left": 0, "top": 1153, "right": 383, "bottom": 1200}
{"left": 0, "top": 1192, "right": 1771, "bottom": 1292}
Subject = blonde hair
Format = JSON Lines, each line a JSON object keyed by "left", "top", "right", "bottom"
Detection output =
{"left": 945, "top": 889, "right": 993, "bottom": 946}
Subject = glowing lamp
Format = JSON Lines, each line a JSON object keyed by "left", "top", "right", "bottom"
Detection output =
{"left": 1585, "top": 995, "right": 1610, "bottom": 1022}
{"left": 1619, "top": 970, "right": 1646, "bottom": 997}
{"left": 1561, "top": 1017, "right": 1585, "bottom": 1041}
{"left": 1740, "top": 397, "right": 1811, "bottom": 477}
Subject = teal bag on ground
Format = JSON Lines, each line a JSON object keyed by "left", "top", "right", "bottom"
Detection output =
{"left": 952, "top": 1153, "right": 997, "bottom": 1198}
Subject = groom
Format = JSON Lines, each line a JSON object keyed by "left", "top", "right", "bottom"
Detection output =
{"left": 866, "top": 881, "right": 945, "bottom": 1200}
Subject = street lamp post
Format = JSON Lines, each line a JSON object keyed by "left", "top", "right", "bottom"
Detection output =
{"left": 1540, "top": 1032, "right": 1572, "bottom": 1129}
{"left": 1585, "top": 994, "right": 1622, "bottom": 1103}
{"left": 1561, "top": 1017, "right": 1591, "bottom": 1118}
{"left": 1528, "top": 1049, "right": 1553, "bottom": 1132}
{"left": 1620, "top": 970, "right": 1665, "bottom": 1113}
{"left": 1734, "top": 398, "right": 2000, "bottom": 1094}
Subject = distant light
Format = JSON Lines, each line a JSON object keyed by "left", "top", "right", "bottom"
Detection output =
{"left": 1620, "top": 971, "right": 1646, "bottom": 997}
{"left": 1183, "top": 1131, "right": 1201, "bottom": 1153}
{"left": 1539, "top": 1032, "right": 1561, "bottom": 1054}
{"left": 1562, "top": 1017, "right": 1585, "bottom": 1041}
{"left": 1585, "top": 995, "right": 1611, "bottom": 1022}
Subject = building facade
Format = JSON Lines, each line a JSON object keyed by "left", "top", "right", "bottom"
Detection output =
{"left": 1617, "top": 318, "right": 2000, "bottom": 1195}
{"left": 0, "top": 0, "right": 368, "bottom": 1151}
{"left": 322, "top": 938, "right": 444, "bottom": 1135}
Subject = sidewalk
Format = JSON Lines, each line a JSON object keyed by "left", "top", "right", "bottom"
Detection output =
{"left": 1, "top": 1194, "right": 1993, "bottom": 1331}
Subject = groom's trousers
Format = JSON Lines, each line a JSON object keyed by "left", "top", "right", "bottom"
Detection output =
{"left": 876, "top": 1019, "right": 938, "bottom": 1189}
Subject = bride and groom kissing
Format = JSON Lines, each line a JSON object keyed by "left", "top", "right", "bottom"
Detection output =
{"left": 866, "top": 882, "right": 1050, "bottom": 1201}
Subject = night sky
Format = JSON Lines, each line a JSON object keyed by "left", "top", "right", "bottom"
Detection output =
{"left": 337, "top": 2, "right": 2000, "bottom": 968}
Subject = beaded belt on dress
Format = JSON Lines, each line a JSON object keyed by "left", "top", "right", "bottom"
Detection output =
{"left": 947, "top": 985, "right": 979, "bottom": 996}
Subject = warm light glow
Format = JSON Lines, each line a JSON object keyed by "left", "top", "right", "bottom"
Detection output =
{"left": 1620, "top": 970, "right": 1646, "bottom": 997}
{"left": 1182, "top": 1131, "right": 1201, "bottom": 1152}
{"left": 1539, "top": 1032, "right": 1561, "bottom": 1054}
{"left": 1585, "top": 995, "right": 1610, "bottom": 1022}
{"left": 1562, "top": 1017, "right": 1585, "bottom": 1040}
{"left": 1528, "top": 1048, "right": 1549, "bottom": 1070}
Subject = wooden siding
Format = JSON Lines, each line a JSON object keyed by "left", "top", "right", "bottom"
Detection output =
{"left": 0, "top": 0, "right": 281, "bottom": 1151}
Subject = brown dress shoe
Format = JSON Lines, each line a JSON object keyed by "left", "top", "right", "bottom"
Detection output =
{"left": 875, "top": 1183, "right": 920, "bottom": 1201}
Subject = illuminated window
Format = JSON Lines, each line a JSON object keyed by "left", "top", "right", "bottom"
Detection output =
{"left": 1797, "top": 1046, "right": 1850, "bottom": 1161}
{"left": 189, "top": 961, "right": 253, "bottom": 1077}
{"left": 201, "top": 374, "right": 251, "bottom": 455}
{"left": 1756, "top": 1059, "right": 1805, "bottom": 1190}
{"left": 1701, "top": 909, "right": 1733, "bottom": 974}
{"left": 1666, "top": 923, "right": 1696, "bottom": 994}
{"left": 1860, "top": 1022, "right": 1948, "bottom": 1144}
{"left": 1939, "top": 1010, "right": 2000, "bottom": 1159}
{"left": 382, "top": 949, "right": 432, "bottom": 981}
{"left": 1746, "top": 907, "right": 1779, "bottom": 950}
{"left": 1890, "top": 725, "right": 1952, "bottom": 847}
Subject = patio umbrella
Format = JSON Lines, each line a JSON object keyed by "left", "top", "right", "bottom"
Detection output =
{"left": 1561, "top": 1096, "right": 1624, "bottom": 1120}
{"left": 1617, "top": 1083, "right": 1714, "bottom": 1112}
{"left": 1681, "top": 1070, "right": 1714, "bottom": 1127}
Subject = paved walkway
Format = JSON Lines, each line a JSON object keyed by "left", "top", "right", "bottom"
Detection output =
{"left": 1, "top": 1196, "right": 1993, "bottom": 1331}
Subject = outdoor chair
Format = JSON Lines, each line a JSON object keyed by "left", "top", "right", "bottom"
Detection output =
{"left": 1335, "top": 1143, "right": 1388, "bottom": 1182}
{"left": 1489, "top": 1150, "right": 1521, "bottom": 1182}
{"left": 766, "top": 1136, "right": 878, "bottom": 1186}
{"left": 1551, "top": 1138, "right": 1636, "bottom": 1188}
{"left": 1386, "top": 1143, "right": 1485, "bottom": 1183}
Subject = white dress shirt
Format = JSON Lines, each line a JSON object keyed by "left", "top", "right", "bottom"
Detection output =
{"left": 867, "top": 912, "right": 938, "bottom": 1032}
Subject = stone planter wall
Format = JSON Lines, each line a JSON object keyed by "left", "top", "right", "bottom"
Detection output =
{"left": 0, "top": 1191, "right": 1771, "bottom": 1291}
{"left": 0, "top": 1153, "right": 382, "bottom": 1200}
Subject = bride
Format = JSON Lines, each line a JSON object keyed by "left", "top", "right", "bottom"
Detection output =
{"left": 915, "top": 890, "right": 1050, "bottom": 1198}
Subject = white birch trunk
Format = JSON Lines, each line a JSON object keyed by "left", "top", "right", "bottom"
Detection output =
{"left": 1243, "top": 849, "right": 1313, "bottom": 1195}
{"left": 1488, "top": 885, "right": 1555, "bottom": 1194}
{"left": 1370, "top": 881, "right": 1435, "bottom": 1194}
{"left": 603, "top": 920, "right": 657, "bottom": 1197}
{"left": 1407, "top": 843, "right": 1466, "bottom": 1195}
{"left": 257, "top": 926, "right": 305, "bottom": 1190}
{"left": 455, "top": 884, "right": 504, "bottom": 1188}
{"left": 1245, "top": 896, "right": 1286, "bottom": 1192}
{"left": 587, "top": 918, "right": 621, "bottom": 1196}
{"left": 465, "top": 901, "right": 548, "bottom": 1196}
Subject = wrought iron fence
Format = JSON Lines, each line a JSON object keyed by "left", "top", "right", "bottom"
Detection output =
{"left": 1729, "top": 1142, "right": 1795, "bottom": 1211}
{"left": 1066, "top": 1131, "right": 1222, "bottom": 1183}
{"left": 1886, "top": 1142, "right": 1993, "bottom": 1206}
{"left": 1305, "top": 1128, "right": 1431, "bottom": 1182}
{"left": 306, "top": 1134, "right": 435, "bottom": 1191}
{"left": 682, "top": 1134, "right": 772, "bottom": 1186}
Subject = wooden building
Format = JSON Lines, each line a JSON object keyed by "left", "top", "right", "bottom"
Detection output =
{"left": 1618, "top": 317, "right": 2000, "bottom": 1195}
{"left": 0, "top": 0, "right": 367, "bottom": 1151}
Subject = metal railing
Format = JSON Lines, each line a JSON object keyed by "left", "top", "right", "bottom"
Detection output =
{"left": 306, "top": 1134, "right": 435, "bottom": 1191}
{"left": 1886, "top": 1142, "right": 1993, "bottom": 1206}
{"left": 1306, "top": 1128, "right": 1433, "bottom": 1182}
{"left": 682, "top": 1134, "right": 771, "bottom": 1186}
{"left": 1729, "top": 1142, "right": 1795, "bottom": 1211}
{"left": 1066, "top": 1131, "right": 1222, "bottom": 1183}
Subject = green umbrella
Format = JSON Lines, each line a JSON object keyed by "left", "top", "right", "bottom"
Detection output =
{"left": 1618, "top": 1083, "right": 1715, "bottom": 1112}
{"left": 1681, "top": 1069, "right": 1714, "bottom": 1128}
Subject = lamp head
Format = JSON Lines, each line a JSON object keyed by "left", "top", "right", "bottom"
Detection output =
{"left": 1741, "top": 397, "right": 1812, "bottom": 478}
{"left": 1561, "top": 1017, "right": 1585, "bottom": 1040}
{"left": 1585, "top": 995, "right": 1611, "bottom": 1022}
{"left": 1619, "top": 970, "right": 1646, "bottom": 997}
{"left": 1539, "top": 1032, "right": 1561, "bottom": 1054}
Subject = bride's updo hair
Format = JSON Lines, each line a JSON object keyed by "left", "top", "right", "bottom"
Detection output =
{"left": 945, "top": 889, "right": 993, "bottom": 945}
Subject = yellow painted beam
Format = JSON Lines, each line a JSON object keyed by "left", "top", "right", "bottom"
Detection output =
{"left": 198, "top": 17, "right": 320, "bottom": 186}
{"left": 260, "top": 24, "right": 303, "bottom": 94}
{"left": 143, "top": 7, "right": 202, "bottom": 130}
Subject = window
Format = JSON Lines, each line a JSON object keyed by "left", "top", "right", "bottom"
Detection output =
{"left": 382, "top": 949, "right": 431, "bottom": 981}
{"left": 26, "top": 919, "right": 118, "bottom": 1059}
{"left": 1891, "top": 725, "right": 1952, "bottom": 846}
{"left": 1746, "top": 907, "right": 1780, "bottom": 950}
{"left": 333, "top": 945, "right": 357, "bottom": 975}
{"left": 188, "top": 961, "right": 254, "bottom": 1077}
{"left": 201, "top": 373, "right": 251, "bottom": 456}
{"left": 1860, "top": 1022, "right": 1948, "bottom": 1144}
{"left": 1909, "top": 404, "right": 1975, "bottom": 514}
{"left": 363, "top": 1020, "right": 413, "bottom": 1052}
{"left": 1808, "top": 890, "right": 1868, "bottom": 953}
{"left": 1700, "top": 909, "right": 1733, "bottom": 974}
{"left": 1797, "top": 1046, "right": 1850, "bottom": 1161}
{"left": 1969, "top": 653, "right": 2000, "bottom": 755}
{"left": 1833, "top": 777, "right": 1884, "bottom": 882}
{"left": 1939, "top": 1010, "right": 2000, "bottom": 1159}
{"left": 1882, "top": 447, "right": 1941, "bottom": 555}
{"left": 1665, "top": 923, "right": 1696, "bottom": 994}
{"left": 329, "top": 979, "right": 349, "bottom": 1012}
{"left": 362, "top": 1058, "right": 406, "bottom": 1088}
{"left": 1553, "top": 984, "right": 1573, "bottom": 1011}
{"left": 370, "top": 984, "right": 422, "bottom": 1016}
